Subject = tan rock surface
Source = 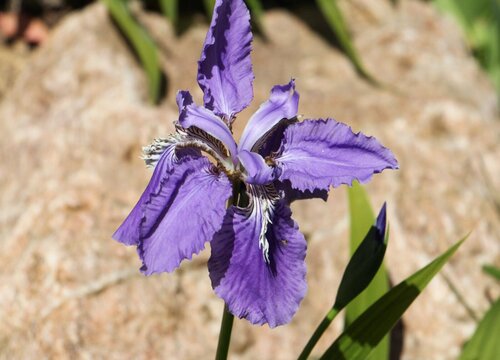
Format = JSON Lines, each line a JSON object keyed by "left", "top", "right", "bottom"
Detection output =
{"left": 0, "top": 1, "right": 498, "bottom": 359}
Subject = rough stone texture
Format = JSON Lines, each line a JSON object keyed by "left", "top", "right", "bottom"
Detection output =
{"left": 0, "top": 0, "right": 498, "bottom": 359}
{"left": 0, "top": 43, "right": 28, "bottom": 99}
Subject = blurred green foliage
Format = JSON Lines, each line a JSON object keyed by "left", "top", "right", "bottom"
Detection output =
{"left": 459, "top": 299, "right": 499, "bottom": 359}
{"left": 482, "top": 264, "right": 500, "bottom": 280}
{"left": 458, "top": 264, "right": 500, "bottom": 359}
{"left": 93, "top": 0, "right": 374, "bottom": 103}
{"left": 433, "top": 0, "right": 500, "bottom": 92}
{"left": 10, "top": 0, "right": 497, "bottom": 98}
{"left": 102, "top": 0, "right": 162, "bottom": 103}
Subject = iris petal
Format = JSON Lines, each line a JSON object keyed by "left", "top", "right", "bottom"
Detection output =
{"left": 138, "top": 156, "right": 232, "bottom": 274}
{"left": 179, "top": 99, "right": 238, "bottom": 165}
{"left": 208, "top": 191, "right": 307, "bottom": 328}
{"left": 238, "top": 150, "right": 275, "bottom": 185}
{"left": 239, "top": 80, "right": 299, "bottom": 152}
{"left": 113, "top": 141, "right": 179, "bottom": 246}
{"left": 198, "top": 0, "right": 254, "bottom": 120}
{"left": 275, "top": 180, "right": 329, "bottom": 203}
{"left": 176, "top": 90, "right": 194, "bottom": 112}
{"left": 275, "top": 119, "right": 399, "bottom": 192}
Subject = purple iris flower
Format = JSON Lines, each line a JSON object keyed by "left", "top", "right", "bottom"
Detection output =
{"left": 113, "top": 0, "right": 398, "bottom": 328}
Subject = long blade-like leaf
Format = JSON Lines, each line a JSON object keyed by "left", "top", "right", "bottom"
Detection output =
{"left": 298, "top": 204, "right": 388, "bottom": 360}
{"left": 346, "top": 182, "right": 389, "bottom": 359}
{"left": 102, "top": 0, "right": 162, "bottom": 104}
{"left": 203, "top": 0, "right": 216, "bottom": 18}
{"left": 315, "top": 0, "right": 378, "bottom": 84}
{"left": 159, "top": 0, "right": 178, "bottom": 29}
{"left": 482, "top": 264, "right": 500, "bottom": 281}
{"left": 245, "top": 0, "right": 266, "bottom": 35}
{"left": 459, "top": 299, "right": 500, "bottom": 360}
{"left": 335, "top": 203, "right": 388, "bottom": 310}
{"left": 320, "top": 237, "right": 466, "bottom": 360}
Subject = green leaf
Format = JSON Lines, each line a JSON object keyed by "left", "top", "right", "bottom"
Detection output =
{"left": 320, "top": 237, "right": 466, "bottom": 360}
{"left": 482, "top": 264, "right": 500, "bottom": 281}
{"left": 459, "top": 299, "right": 500, "bottom": 360}
{"left": 158, "top": 0, "right": 178, "bottom": 29}
{"left": 245, "top": 0, "right": 266, "bottom": 35}
{"left": 433, "top": 0, "right": 500, "bottom": 93}
{"left": 346, "top": 182, "right": 390, "bottom": 359}
{"left": 102, "top": 0, "right": 162, "bottom": 104}
{"left": 315, "top": 0, "right": 378, "bottom": 85}
{"left": 335, "top": 207, "right": 388, "bottom": 310}
{"left": 297, "top": 204, "right": 388, "bottom": 360}
{"left": 203, "top": 0, "right": 216, "bottom": 18}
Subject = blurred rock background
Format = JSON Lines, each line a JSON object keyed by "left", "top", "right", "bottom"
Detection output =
{"left": 0, "top": 0, "right": 498, "bottom": 359}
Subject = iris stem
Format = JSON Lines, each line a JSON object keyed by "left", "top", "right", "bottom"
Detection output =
{"left": 297, "top": 306, "right": 341, "bottom": 360}
{"left": 215, "top": 304, "right": 235, "bottom": 360}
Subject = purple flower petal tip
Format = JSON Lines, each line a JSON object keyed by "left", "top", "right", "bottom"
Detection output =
{"left": 113, "top": 144, "right": 180, "bottom": 246}
{"left": 239, "top": 79, "right": 300, "bottom": 152}
{"left": 375, "top": 202, "right": 387, "bottom": 240}
{"left": 198, "top": 0, "right": 254, "bottom": 119}
{"left": 176, "top": 90, "right": 194, "bottom": 112}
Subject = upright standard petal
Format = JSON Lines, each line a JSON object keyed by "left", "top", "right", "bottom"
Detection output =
{"left": 238, "top": 150, "right": 275, "bottom": 185}
{"left": 239, "top": 80, "right": 299, "bottom": 152}
{"left": 179, "top": 101, "right": 238, "bottom": 165}
{"left": 208, "top": 195, "right": 307, "bottom": 328}
{"left": 113, "top": 141, "right": 178, "bottom": 246}
{"left": 138, "top": 156, "right": 232, "bottom": 274}
{"left": 198, "top": 0, "right": 254, "bottom": 119}
{"left": 274, "top": 119, "right": 399, "bottom": 192}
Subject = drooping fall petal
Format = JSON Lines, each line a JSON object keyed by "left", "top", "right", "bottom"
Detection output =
{"left": 113, "top": 142, "right": 179, "bottom": 246}
{"left": 209, "top": 197, "right": 307, "bottom": 328}
{"left": 138, "top": 156, "right": 232, "bottom": 274}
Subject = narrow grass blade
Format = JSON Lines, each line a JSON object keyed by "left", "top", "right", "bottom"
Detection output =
{"left": 346, "top": 182, "right": 389, "bottom": 359}
{"left": 320, "top": 237, "right": 466, "bottom": 360}
{"left": 459, "top": 299, "right": 500, "bottom": 360}
{"left": 482, "top": 264, "right": 500, "bottom": 281}
{"left": 298, "top": 204, "right": 388, "bottom": 360}
{"left": 158, "top": 0, "right": 178, "bottom": 29}
{"left": 315, "top": 0, "right": 378, "bottom": 85}
{"left": 102, "top": 0, "right": 162, "bottom": 104}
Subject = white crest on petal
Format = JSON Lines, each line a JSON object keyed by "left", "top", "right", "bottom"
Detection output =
{"left": 247, "top": 184, "right": 280, "bottom": 264}
{"left": 141, "top": 126, "right": 234, "bottom": 171}
{"left": 142, "top": 136, "right": 178, "bottom": 168}
{"left": 176, "top": 125, "right": 234, "bottom": 171}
